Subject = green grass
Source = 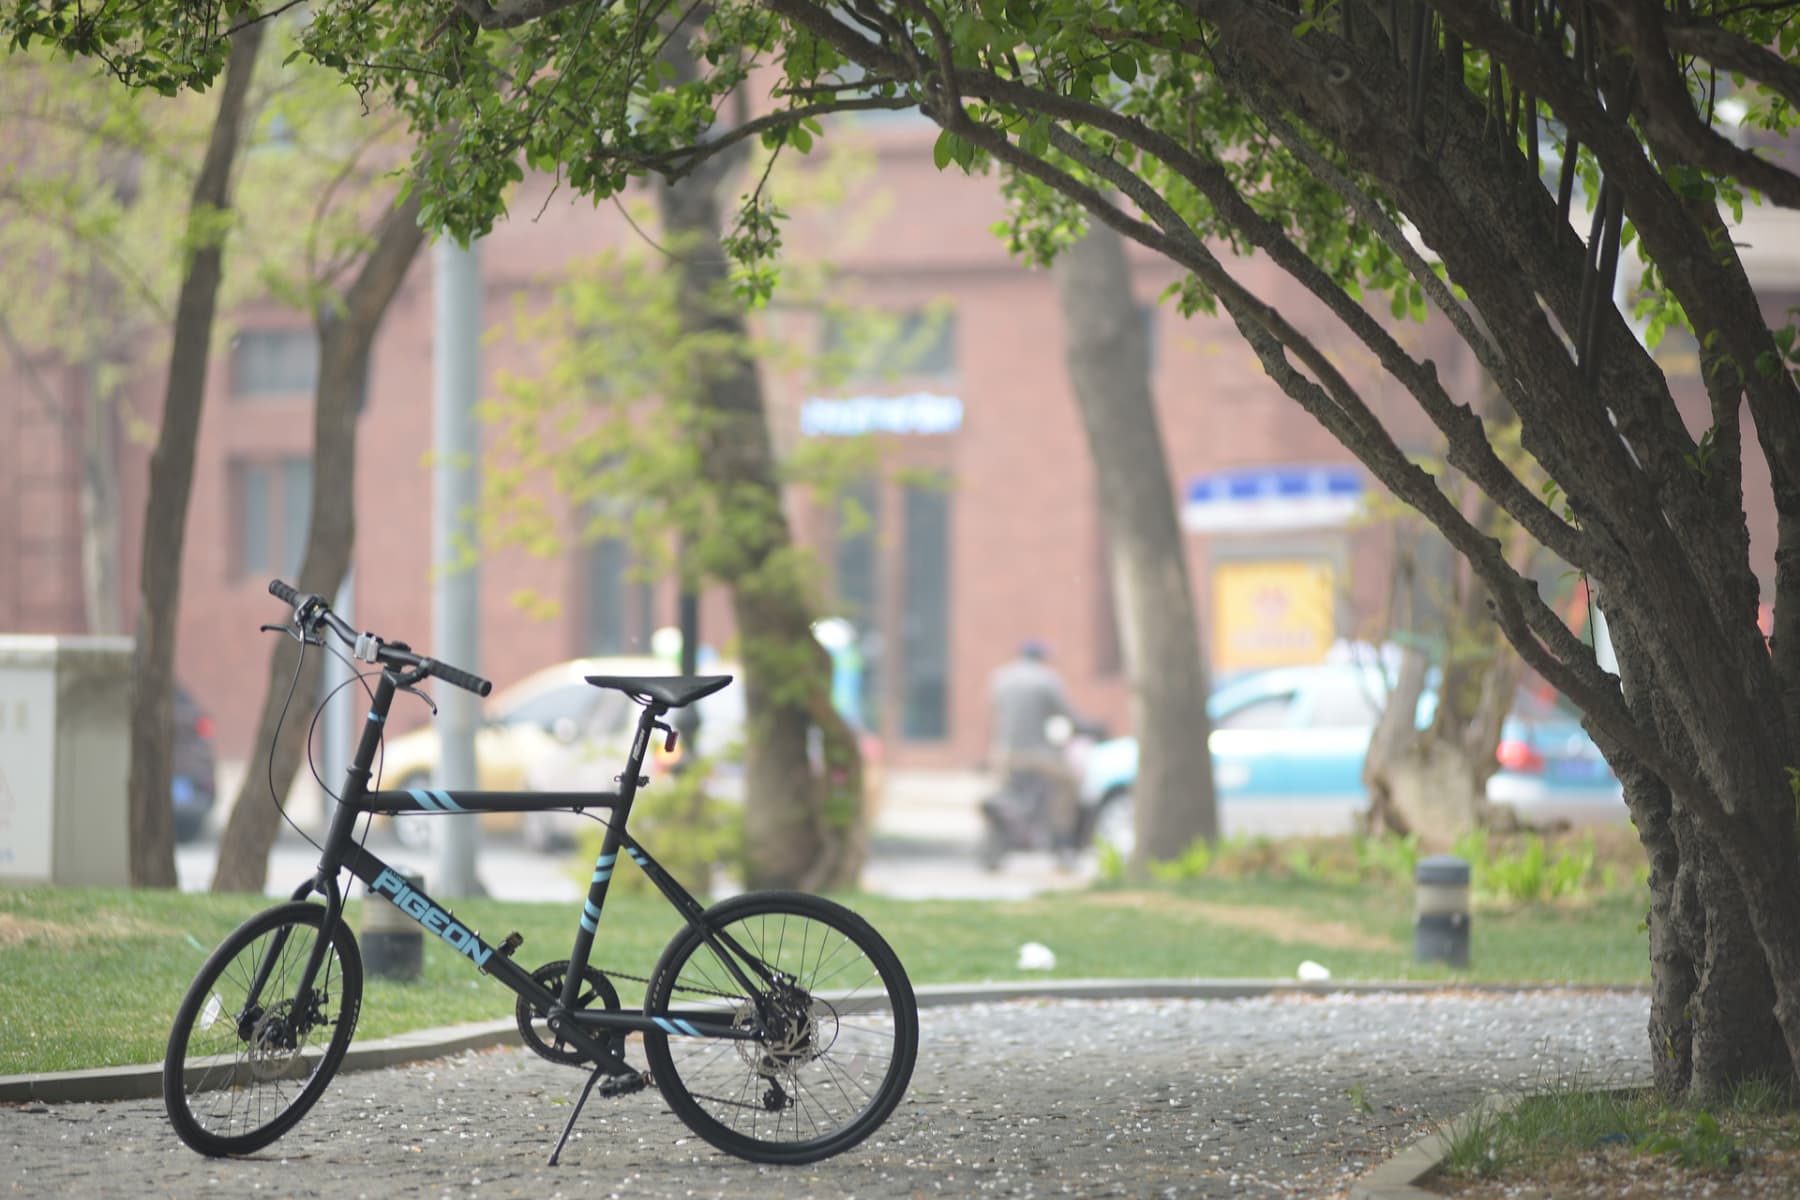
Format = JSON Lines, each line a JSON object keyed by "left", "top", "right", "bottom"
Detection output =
{"left": 1438, "top": 1078, "right": 1800, "bottom": 1183}
{"left": 0, "top": 874, "right": 1649, "bottom": 1076}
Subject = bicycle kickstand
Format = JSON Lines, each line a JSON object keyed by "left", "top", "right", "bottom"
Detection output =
{"left": 547, "top": 1066, "right": 649, "bottom": 1166}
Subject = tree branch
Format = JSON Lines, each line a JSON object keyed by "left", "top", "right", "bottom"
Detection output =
{"left": 0, "top": 309, "right": 75, "bottom": 432}
{"left": 1588, "top": 0, "right": 1800, "bottom": 209}
{"left": 1664, "top": 19, "right": 1800, "bottom": 113}
{"left": 948, "top": 63, "right": 1596, "bottom": 572}
{"left": 448, "top": 0, "right": 610, "bottom": 32}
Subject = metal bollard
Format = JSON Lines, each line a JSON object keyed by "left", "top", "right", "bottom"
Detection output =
{"left": 1414, "top": 854, "right": 1471, "bottom": 968}
{"left": 361, "top": 870, "right": 424, "bottom": 980}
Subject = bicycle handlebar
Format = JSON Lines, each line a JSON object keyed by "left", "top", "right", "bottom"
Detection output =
{"left": 268, "top": 578, "right": 493, "bottom": 697}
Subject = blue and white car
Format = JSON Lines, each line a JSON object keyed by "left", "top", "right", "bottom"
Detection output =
{"left": 1079, "top": 661, "right": 1625, "bottom": 855}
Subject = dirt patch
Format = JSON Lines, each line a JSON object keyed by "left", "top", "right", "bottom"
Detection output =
{"left": 0, "top": 911, "right": 169, "bottom": 949}
{"left": 0, "top": 913, "right": 69, "bottom": 948}
{"left": 1088, "top": 891, "right": 1396, "bottom": 952}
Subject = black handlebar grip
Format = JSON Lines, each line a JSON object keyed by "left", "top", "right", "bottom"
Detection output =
{"left": 431, "top": 660, "right": 493, "bottom": 698}
{"left": 269, "top": 579, "right": 301, "bottom": 605}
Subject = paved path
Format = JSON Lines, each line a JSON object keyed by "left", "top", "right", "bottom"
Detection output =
{"left": 6, "top": 990, "right": 1648, "bottom": 1199}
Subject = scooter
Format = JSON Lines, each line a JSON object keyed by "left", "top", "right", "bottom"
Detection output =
{"left": 977, "top": 715, "right": 1104, "bottom": 872}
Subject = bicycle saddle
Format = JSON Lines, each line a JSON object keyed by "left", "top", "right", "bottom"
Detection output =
{"left": 584, "top": 674, "right": 733, "bottom": 708}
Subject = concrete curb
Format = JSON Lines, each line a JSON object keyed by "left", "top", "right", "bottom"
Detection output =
{"left": 1348, "top": 1091, "right": 1520, "bottom": 1200}
{"left": 0, "top": 977, "right": 1640, "bottom": 1106}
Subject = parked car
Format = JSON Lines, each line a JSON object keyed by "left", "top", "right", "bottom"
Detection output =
{"left": 377, "top": 655, "right": 669, "bottom": 848}
{"left": 171, "top": 684, "right": 217, "bottom": 843}
{"left": 1079, "top": 660, "right": 1625, "bottom": 856}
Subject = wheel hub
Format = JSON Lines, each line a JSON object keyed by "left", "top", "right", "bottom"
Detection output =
{"left": 246, "top": 1001, "right": 306, "bottom": 1080}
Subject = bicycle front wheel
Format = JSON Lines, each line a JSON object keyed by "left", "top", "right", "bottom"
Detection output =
{"left": 163, "top": 901, "right": 363, "bottom": 1157}
{"left": 643, "top": 891, "right": 918, "bottom": 1164}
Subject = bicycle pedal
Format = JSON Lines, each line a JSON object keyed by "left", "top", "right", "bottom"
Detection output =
{"left": 597, "top": 1071, "right": 649, "bottom": 1098}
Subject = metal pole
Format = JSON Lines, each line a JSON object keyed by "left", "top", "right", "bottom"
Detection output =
{"left": 432, "top": 236, "right": 482, "bottom": 897}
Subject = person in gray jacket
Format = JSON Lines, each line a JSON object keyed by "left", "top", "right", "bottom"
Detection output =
{"left": 986, "top": 640, "right": 1085, "bottom": 860}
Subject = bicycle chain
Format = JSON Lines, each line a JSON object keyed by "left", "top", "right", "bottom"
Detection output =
{"left": 598, "top": 966, "right": 745, "bottom": 1003}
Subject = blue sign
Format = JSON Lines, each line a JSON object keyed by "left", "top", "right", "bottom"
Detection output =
{"left": 1182, "top": 465, "right": 1365, "bottom": 533}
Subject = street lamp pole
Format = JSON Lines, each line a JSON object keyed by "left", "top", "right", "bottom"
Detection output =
{"left": 432, "top": 235, "right": 483, "bottom": 897}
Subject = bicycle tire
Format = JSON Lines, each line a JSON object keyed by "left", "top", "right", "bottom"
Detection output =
{"left": 643, "top": 891, "right": 918, "bottom": 1164}
{"left": 163, "top": 901, "right": 363, "bottom": 1157}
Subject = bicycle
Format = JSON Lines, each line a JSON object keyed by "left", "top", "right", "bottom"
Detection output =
{"left": 162, "top": 580, "right": 919, "bottom": 1166}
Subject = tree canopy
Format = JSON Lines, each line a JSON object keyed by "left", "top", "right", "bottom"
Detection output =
{"left": 14, "top": 0, "right": 1800, "bottom": 1098}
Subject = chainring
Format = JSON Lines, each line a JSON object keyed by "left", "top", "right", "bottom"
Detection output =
{"left": 516, "top": 960, "right": 624, "bottom": 1067}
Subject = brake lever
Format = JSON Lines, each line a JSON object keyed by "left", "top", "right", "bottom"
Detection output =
{"left": 259, "top": 622, "right": 320, "bottom": 646}
{"left": 397, "top": 682, "right": 439, "bottom": 718}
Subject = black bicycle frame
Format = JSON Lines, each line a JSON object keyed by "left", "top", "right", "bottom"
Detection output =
{"left": 265, "top": 666, "right": 781, "bottom": 1072}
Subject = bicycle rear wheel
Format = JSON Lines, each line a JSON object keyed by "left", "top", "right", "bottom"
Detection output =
{"left": 163, "top": 901, "right": 363, "bottom": 1156}
{"left": 643, "top": 891, "right": 918, "bottom": 1164}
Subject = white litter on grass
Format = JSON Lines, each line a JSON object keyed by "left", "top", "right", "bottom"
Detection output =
{"left": 1016, "top": 942, "right": 1057, "bottom": 970}
{"left": 1296, "top": 960, "right": 1332, "bottom": 982}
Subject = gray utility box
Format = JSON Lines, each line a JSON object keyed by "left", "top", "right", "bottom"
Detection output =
{"left": 0, "top": 635, "right": 134, "bottom": 887}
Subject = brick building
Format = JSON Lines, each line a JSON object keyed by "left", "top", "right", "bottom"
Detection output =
{"left": 6, "top": 118, "right": 1797, "bottom": 776}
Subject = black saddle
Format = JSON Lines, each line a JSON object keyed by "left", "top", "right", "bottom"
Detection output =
{"left": 584, "top": 674, "right": 733, "bottom": 709}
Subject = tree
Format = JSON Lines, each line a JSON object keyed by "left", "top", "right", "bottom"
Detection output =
{"left": 0, "top": 58, "right": 140, "bottom": 637}
{"left": 125, "top": 24, "right": 265, "bottom": 886}
{"left": 1053, "top": 221, "right": 1215, "bottom": 866}
{"left": 17, "top": 0, "right": 1800, "bottom": 1100}
{"left": 202, "top": 51, "right": 433, "bottom": 892}
{"left": 210, "top": 187, "right": 425, "bottom": 892}
{"left": 1360, "top": 398, "right": 1549, "bottom": 843}
{"left": 486, "top": 189, "right": 874, "bottom": 889}
{"left": 1, "top": 33, "right": 423, "bottom": 889}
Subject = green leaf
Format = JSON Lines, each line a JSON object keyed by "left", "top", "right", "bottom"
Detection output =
{"left": 933, "top": 128, "right": 955, "bottom": 170}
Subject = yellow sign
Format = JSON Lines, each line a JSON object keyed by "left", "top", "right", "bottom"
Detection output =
{"left": 1212, "top": 561, "right": 1336, "bottom": 673}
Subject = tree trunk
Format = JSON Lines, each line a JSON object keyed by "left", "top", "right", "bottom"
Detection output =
{"left": 210, "top": 193, "right": 426, "bottom": 893}
{"left": 1053, "top": 222, "right": 1216, "bottom": 869}
{"left": 1605, "top": 601, "right": 1796, "bottom": 1097}
{"left": 653, "top": 173, "right": 863, "bottom": 892}
{"left": 126, "top": 24, "right": 264, "bottom": 887}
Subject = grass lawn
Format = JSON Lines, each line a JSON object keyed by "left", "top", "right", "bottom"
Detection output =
{"left": 0, "top": 867, "right": 1648, "bottom": 1076}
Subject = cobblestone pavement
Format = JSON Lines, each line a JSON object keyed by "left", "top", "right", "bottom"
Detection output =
{"left": 6, "top": 991, "right": 1648, "bottom": 1199}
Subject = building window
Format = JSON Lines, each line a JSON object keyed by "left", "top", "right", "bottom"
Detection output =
{"left": 821, "top": 307, "right": 957, "bottom": 385}
{"left": 233, "top": 328, "right": 319, "bottom": 396}
{"left": 232, "top": 457, "right": 311, "bottom": 577}
{"left": 900, "top": 477, "right": 951, "bottom": 740}
{"left": 585, "top": 535, "right": 657, "bottom": 655}
{"left": 832, "top": 477, "right": 884, "bottom": 732}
